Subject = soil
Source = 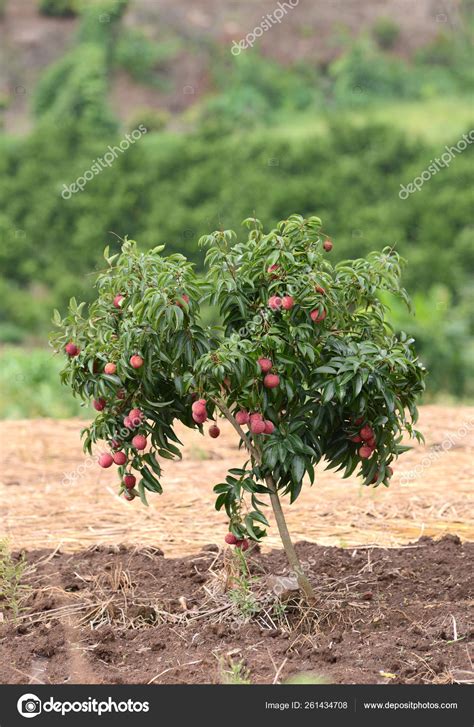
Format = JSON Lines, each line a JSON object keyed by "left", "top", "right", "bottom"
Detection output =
{"left": 0, "top": 536, "right": 472, "bottom": 685}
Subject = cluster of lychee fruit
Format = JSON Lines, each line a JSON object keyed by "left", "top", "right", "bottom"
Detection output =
{"left": 258, "top": 357, "right": 280, "bottom": 389}
{"left": 350, "top": 421, "right": 378, "bottom": 459}
{"left": 235, "top": 409, "right": 275, "bottom": 435}
{"left": 224, "top": 533, "right": 249, "bottom": 550}
{"left": 349, "top": 419, "right": 394, "bottom": 482}
{"left": 191, "top": 399, "right": 220, "bottom": 438}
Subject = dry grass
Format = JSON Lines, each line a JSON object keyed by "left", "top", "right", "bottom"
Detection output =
{"left": 1, "top": 405, "right": 473, "bottom": 555}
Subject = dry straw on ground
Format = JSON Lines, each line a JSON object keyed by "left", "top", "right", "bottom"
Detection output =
{"left": 1, "top": 405, "right": 473, "bottom": 555}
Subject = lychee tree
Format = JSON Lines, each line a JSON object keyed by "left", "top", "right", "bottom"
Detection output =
{"left": 51, "top": 214, "right": 426, "bottom": 600}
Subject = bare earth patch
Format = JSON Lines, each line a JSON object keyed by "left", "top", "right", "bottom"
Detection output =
{"left": 0, "top": 537, "right": 472, "bottom": 685}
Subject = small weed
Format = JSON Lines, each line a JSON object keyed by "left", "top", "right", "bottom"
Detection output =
{"left": 220, "top": 657, "right": 251, "bottom": 684}
{"left": 0, "top": 540, "right": 30, "bottom": 618}
{"left": 227, "top": 548, "right": 261, "bottom": 619}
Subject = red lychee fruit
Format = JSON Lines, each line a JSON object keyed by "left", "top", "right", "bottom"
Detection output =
{"left": 268, "top": 296, "right": 282, "bottom": 310}
{"left": 267, "top": 264, "right": 280, "bottom": 278}
{"left": 130, "top": 355, "right": 144, "bottom": 369}
{"left": 281, "top": 295, "right": 294, "bottom": 310}
{"left": 132, "top": 434, "right": 147, "bottom": 450}
{"left": 98, "top": 453, "right": 114, "bottom": 468}
{"left": 371, "top": 471, "right": 380, "bottom": 484}
{"left": 249, "top": 412, "right": 263, "bottom": 422}
{"left": 263, "top": 373, "right": 280, "bottom": 389}
{"left": 359, "top": 445, "right": 373, "bottom": 459}
{"left": 354, "top": 417, "right": 364, "bottom": 425}
{"left": 263, "top": 420, "right": 275, "bottom": 434}
{"left": 123, "top": 473, "right": 136, "bottom": 489}
{"left": 250, "top": 418, "right": 266, "bottom": 434}
{"left": 366, "top": 437, "right": 376, "bottom": 449}
{"left": 258, "top": 357, "right": 273, "bottom": 373}
{"left": 236, "top": 539, "right": 249, "bottom": 551}
{"left": 192, "top": 410, "right": 207, "bottom": 424}
{"left": 310, "top": 308, "right": 327, "bottom": 323}
{"left": 123, "top": 491, "right": 135, "bottom": 501}
{"left": 323, "top": 239, "right": 333, "bottom": 252}
{"left": 65, "top": 342, "right": 80, "bottom": 357}
{"left": 350, "top": 434, "right": 362, "bottom": 443}
{"left": 104, "top": 362, "right": 117, "bottom": 375}
{"left": 224, "top": 533, "right": 238, "bottom": 545}
{"left": 113, "top": 451, "right": 127, "bottom": 465}
{"left": 360, "top": 425, "right": 374, "bottom": 441}
{"left": 93, "top": 398, "right": 106, "bottom": 411}
{"left": 129, "top": 408, "right": 143, "bottom": 427}
{"left": 113, "top": 294, "right": 124, "bottom": 309}
{"left": 117, "top": 389, "right": 126, "bottom": 400}
{"left": 209, "top": 424, "right": 220, "bottom": 438}
{"left": 109, "top": 438, "right": 121, "bottom": 450}
{"left": 315, "top": 285, "right": 326, "bottom": 295}
{"left": 123, "top": 416, "right": 133, "bottom": 429}
{"left": 235, "top": 410, "right": 250, "bottom": 426}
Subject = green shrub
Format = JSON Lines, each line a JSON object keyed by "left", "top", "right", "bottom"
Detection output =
{"left": 0, "top": 347, "right": 83, "bottom": 418}
{"left": 115, "top": 28, "right": 180, "bottom": 86}
{"left": 38, "top": 0, "right": 79, "bottom": 17}
{"left": 33, "top": 44, "right": 118, "bottom": 135}
{"left": 203, "top": 51, "right": 320, "bottom": 127}
{"left": 372, "top": 17, "right": 400, "bottom": 50}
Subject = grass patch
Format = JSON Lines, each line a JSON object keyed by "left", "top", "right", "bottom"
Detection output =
{"left": 0, "top": 541, "right": 30, "bottom": 619}
{"left": 271, "top": 96, "right": 474, "bottom": 144}
{"left": 0, "top": 346, "right": 84, "bottom": 419}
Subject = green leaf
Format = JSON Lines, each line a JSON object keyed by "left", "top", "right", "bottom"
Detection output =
{"left": 138, "top": 481, "right": 149, "bottom": 507}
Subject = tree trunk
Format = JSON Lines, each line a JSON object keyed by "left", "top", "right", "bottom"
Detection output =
{"left": 214, "top": 397, "right": 315, "bottom": 601}
{"left": 264, "top": 474, "right": 315, "bottom": 601}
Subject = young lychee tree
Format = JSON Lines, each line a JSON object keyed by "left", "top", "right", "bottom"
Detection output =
{"left": 51, "top": 214, "right": 426, "bottom": 600}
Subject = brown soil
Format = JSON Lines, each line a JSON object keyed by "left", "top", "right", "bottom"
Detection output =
{"left": 0, "top": 536, "right": 472, "bottom": 685}
{"left": 2, "top": 406, "right": 473, "bottom": 556}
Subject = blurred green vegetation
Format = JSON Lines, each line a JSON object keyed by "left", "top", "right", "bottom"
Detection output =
{"left": 0, "top": 1, "right": 472, "bottom": 414}
{"left": 0, "top": 347, "right": 83, "bottom": 418}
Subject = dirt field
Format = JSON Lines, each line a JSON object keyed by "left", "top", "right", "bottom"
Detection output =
{"left": 1, "top": 405, "right": 472, "bottom": 685}
{"left": 0, "top": 536, "right": 472, "bottom": 685}
{"left": 2, "top": 406, "right": 473, "bottom": 555}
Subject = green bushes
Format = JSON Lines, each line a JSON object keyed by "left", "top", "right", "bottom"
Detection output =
{"left": 202, "top": 51, "right": 320, "bottom": 127}
{"left": 0, "top": 347, "right": 83, "bottom": 418}
{"left": 372, "top": 18, "right": 400, "bottom": 50}
{"left": 33, "top": 44, "right": 117, "bottom": 136}
{"left": 38, "top": 0, "right": 79, "bottom": 17}
{"left": 0, "top": 116, "right": 472, "bottom": 398}
{"left": 115, "top": 28, "right": 180, "bottom": 86}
